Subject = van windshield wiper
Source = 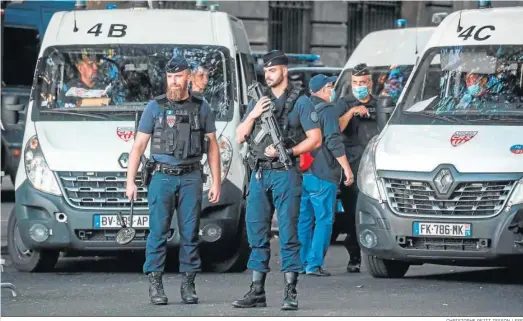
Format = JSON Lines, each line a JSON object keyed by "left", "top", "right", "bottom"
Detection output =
{"left": 40, "top": 109, "right": 108, "bottom": 120}
{"left": 463, "top": 114, "right": 523, "bottom": 123}
{"left": 404, "top": 111, "right": 466, "bottom": 124}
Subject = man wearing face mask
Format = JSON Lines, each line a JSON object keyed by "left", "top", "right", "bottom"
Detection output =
{"left": 456, "top": 72, "right": 491, "bottom": 109}
{"left": 335, "top": 63, "right": 377, "bottom": 273}
{"left": 298, "top": 74, "right": 354, "bottom": 277}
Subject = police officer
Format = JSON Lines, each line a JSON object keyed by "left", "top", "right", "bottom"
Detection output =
{"left": 232, "top": 50, "right": 322, "bottom": 310}
{"left": 298, "top": 74, "right": 354, "bottom": 277}
{"left": 335, "top": 63, "right": 377, "bottom": 273}
{"left": 125, "top": 56, "right": 222, "bottom": 305}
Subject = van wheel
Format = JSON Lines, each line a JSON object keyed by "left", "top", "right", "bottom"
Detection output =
{"left": 7, "top": 208, "right": 59, "bottom": 272}
{"left": 364, "top": 254, "right": 410, "bottom": 278}
{"left": 204, "top": 201, "right": 250, "bottom": 273}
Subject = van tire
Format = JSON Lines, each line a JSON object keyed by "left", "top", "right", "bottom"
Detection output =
{"left": 7, "top": 208, "right": 59, "bottom": 272}
{"left": 364, "top": 254, "right": 410, "bottom": 278}
{"left": 204, "top": 201, "right": 250, "bottom": 273}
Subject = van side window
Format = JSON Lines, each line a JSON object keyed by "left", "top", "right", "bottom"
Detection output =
{"left": 236, "top": 53, "right": 247, "bottom": 106}
{"left": 2, "top": 27, "right": 40, "bottom": 86}
{"left": 240, "top": 53, "right": 256, "bottom": 87}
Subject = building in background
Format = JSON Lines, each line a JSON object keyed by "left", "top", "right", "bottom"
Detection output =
{"left": 50, "top": 0, "right": 523, "bottom": 67}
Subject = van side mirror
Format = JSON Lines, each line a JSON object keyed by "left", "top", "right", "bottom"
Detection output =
{"left": 1, "top": 95, "right": 26, "bottom": 125}
{"left": 376, "top": 96, "right": 395, "bottom": 133}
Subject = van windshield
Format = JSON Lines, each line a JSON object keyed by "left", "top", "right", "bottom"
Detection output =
{"left": 32, "top": 45, "right": 234, "bottom": 122}
{"left": 335, "top": 64, "right": 414, "bottom": 104}
{"left": 394, "top": 45, "right": 523, "bottom": 125}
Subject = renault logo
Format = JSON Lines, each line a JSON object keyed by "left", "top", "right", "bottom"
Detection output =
{"left": 433, "top": 168, "right": 454, "bottom": 195}
{"left": 118, "top": 153, "right": 129, "bottom": 169}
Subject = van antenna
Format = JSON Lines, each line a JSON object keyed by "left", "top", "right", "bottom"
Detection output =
{"left": 414, "top": 2, "right": 421, "bottom": 64}
{"left": 73, "top": 9, "right": 78, "bottom": 32}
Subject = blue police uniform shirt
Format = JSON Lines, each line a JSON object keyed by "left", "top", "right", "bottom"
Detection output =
{"left": 309, "top": 96, "right": 345, "bottom": 184}
{"left": 138, "top": 96, "right": 216, "bottom": 165}
{"left": 241, "top": 87, "right": 319, "bottom": 137}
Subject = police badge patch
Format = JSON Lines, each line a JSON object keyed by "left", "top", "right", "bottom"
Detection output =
{"left": 167, "top": 115, "right": 176, "bottom": 127}
{"left": 310, "top": 111, "right": 319, "bottom": 123}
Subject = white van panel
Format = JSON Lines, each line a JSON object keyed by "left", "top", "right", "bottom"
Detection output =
{"left": 42, "top": 9, "right": 234, "bottom": 48}
{"left": 343, "top": 27, "right": 436, "bottom": 69}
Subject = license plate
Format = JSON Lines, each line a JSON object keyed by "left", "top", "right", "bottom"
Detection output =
{"left": 413, "top": 222, "right": 471, "bottom": 237}
{"left": 336, "top": 200, "right": 344, "bottom": 213}
{"left": 93, "top": 215, "right": 150, "bottom": 229}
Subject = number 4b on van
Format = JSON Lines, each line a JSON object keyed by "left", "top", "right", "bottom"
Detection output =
{"left": 8, "top": 7, "right": 254, "bottom": 273}
{"left": 356, "top": 7, "right": 523, "bottom": 278}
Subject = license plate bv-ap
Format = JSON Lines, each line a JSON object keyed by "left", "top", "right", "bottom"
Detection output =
{"left": 413, "top": 222, "right": 471, "bottom": 237}
{"left": 93, "top": 215, "right": 150, "bottom": 229}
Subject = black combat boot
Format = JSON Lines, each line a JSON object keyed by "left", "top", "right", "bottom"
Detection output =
{"left": 180, "top": 272, "right": 198, "bottom": 304}
{"left": 347, "top": 254, "right": 361, "bottom": 273}
{"left": 281, "top": 272, "right": 298, "bottom": 311}
{"left": 148, "top": 272, "right": 168, "bottom": 305}
{"left": 232, "top": 271, "right": 267, "bottom": 308}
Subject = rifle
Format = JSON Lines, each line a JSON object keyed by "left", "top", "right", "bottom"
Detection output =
{"left": 247, "top": 82, "right": 292, "bottom": 170}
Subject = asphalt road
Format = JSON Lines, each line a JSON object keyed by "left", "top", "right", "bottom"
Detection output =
{"left": 2, "top": 239, "right": 523, "bottom": 317}
{"left": 2, "top": 177, "right": 523, "bottom": 317}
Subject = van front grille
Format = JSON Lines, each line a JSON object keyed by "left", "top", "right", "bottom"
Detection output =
{"left": 58, "top": 172, "right": 148, "bottom": 210}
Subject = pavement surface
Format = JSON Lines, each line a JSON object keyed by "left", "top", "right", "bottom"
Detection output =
{"left": 2, "top": 239, "right": 523, "bottom": 317}
{"left": 2, "top": 177, "right": 523, "bottom": 317}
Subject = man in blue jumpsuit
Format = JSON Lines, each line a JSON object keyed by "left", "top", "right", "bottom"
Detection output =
{"left": 232, "top": 50, "right": 322, "bottom": 310}
{"left": 298, "top": 74, "right": 354, "bottom": 276}
{"left": 125, "top": 56, "right": 222, "bottom": 305}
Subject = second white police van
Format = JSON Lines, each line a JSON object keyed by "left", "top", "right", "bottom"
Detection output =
{"left": 357, "top": 7, "right": 523, "bottom": 278}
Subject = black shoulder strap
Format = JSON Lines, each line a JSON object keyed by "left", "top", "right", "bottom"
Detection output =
{"left": 279, "top": 83, "right": 304, "bottom": 130}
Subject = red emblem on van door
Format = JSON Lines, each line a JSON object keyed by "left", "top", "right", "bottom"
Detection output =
{"left": 450, "top": 131, "right": 477, "bottom": 147}
{"left": 117, "top": 127, "right": 134, "bottom": 142}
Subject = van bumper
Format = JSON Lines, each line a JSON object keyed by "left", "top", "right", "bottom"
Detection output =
{"left": 14, "top": 179, "right": 243, "bottom": 252}
{"left": 356, "top": 193, "right": 523, "bottom": 266}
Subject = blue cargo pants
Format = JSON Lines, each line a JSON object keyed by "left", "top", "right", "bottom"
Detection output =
{"left": 143, "top": 170, "right": 203, "bottom": 274}
{"left": 246, "top": 166, "right": 303, "bottom": 273}
{"left": 297, "top": 173, "right": 337, "bottom": 272}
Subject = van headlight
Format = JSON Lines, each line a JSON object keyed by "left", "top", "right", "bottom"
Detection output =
{"left": 357, "top": 135, "right": 384, "bottom": 201}
{"left": 24, "top": 136, "right": 62, "bottom": 196}
{"left": 202, "top": 136, "right": 233, "bottom": 191}
{"left": 508, "top": 178, "right": 523, "bottom": 206}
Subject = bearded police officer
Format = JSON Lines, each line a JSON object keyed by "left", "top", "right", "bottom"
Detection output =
{"left": 233, "top": 50, "right": 322, "bottom": 310}
{"left": 335, "top": 63, "right": 377, "bottom": 273}
{"left": 125, "top": 56, "right": 222, "bottom": 305}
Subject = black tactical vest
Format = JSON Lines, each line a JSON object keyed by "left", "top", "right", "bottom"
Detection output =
{"left": 248, "top": 83, "right": 306, "bottom": 161}
{"left": 151, "top": 95, "right": 205, "bottom": 160}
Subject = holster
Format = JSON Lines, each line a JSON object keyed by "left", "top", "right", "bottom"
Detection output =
{"left": 246, "top": 154, "right": 259, "bottom": 172}
{"left": 140, "top": 157, "right": 156, "bottom": 187}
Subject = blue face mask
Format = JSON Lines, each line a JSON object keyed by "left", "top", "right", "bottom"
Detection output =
{"left": 467, "top": 84, "right": 481, "bottom": 96}
{"left": 352, "top": 86, "right": 369, "bottom": 100}
{"left": 329, "top": 88, "right": 336, "bottom": 102}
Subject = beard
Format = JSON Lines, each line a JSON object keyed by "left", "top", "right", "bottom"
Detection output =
{"left": 266, "top": 74, "right": 284, "bottom": 88}
{"left": 167, "top": 84, "right": 186, "bottom": 101}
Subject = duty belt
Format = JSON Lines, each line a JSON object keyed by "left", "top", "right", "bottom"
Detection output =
{"left": 154, "top": 162, "right": 200, "bottom": 176}
{"left": 257, "top": 159, "right": 296, "bottom": 170}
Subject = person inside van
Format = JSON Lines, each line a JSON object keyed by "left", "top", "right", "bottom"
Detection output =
{"left": 191, "top": 65, "right": 210, "bottom": 94}
{"left": 59, "top": 54, "right": 111, "bottom": 107}
{"left": 334, "top": 63, "right": 377, "bottom": 273}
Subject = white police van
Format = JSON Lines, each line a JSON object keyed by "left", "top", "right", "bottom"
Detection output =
{"left": 7, "top": 6, "right": 256, "bottom": 272}
{"left": 356, "top": 7, "right": 523, "bottom": 278}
